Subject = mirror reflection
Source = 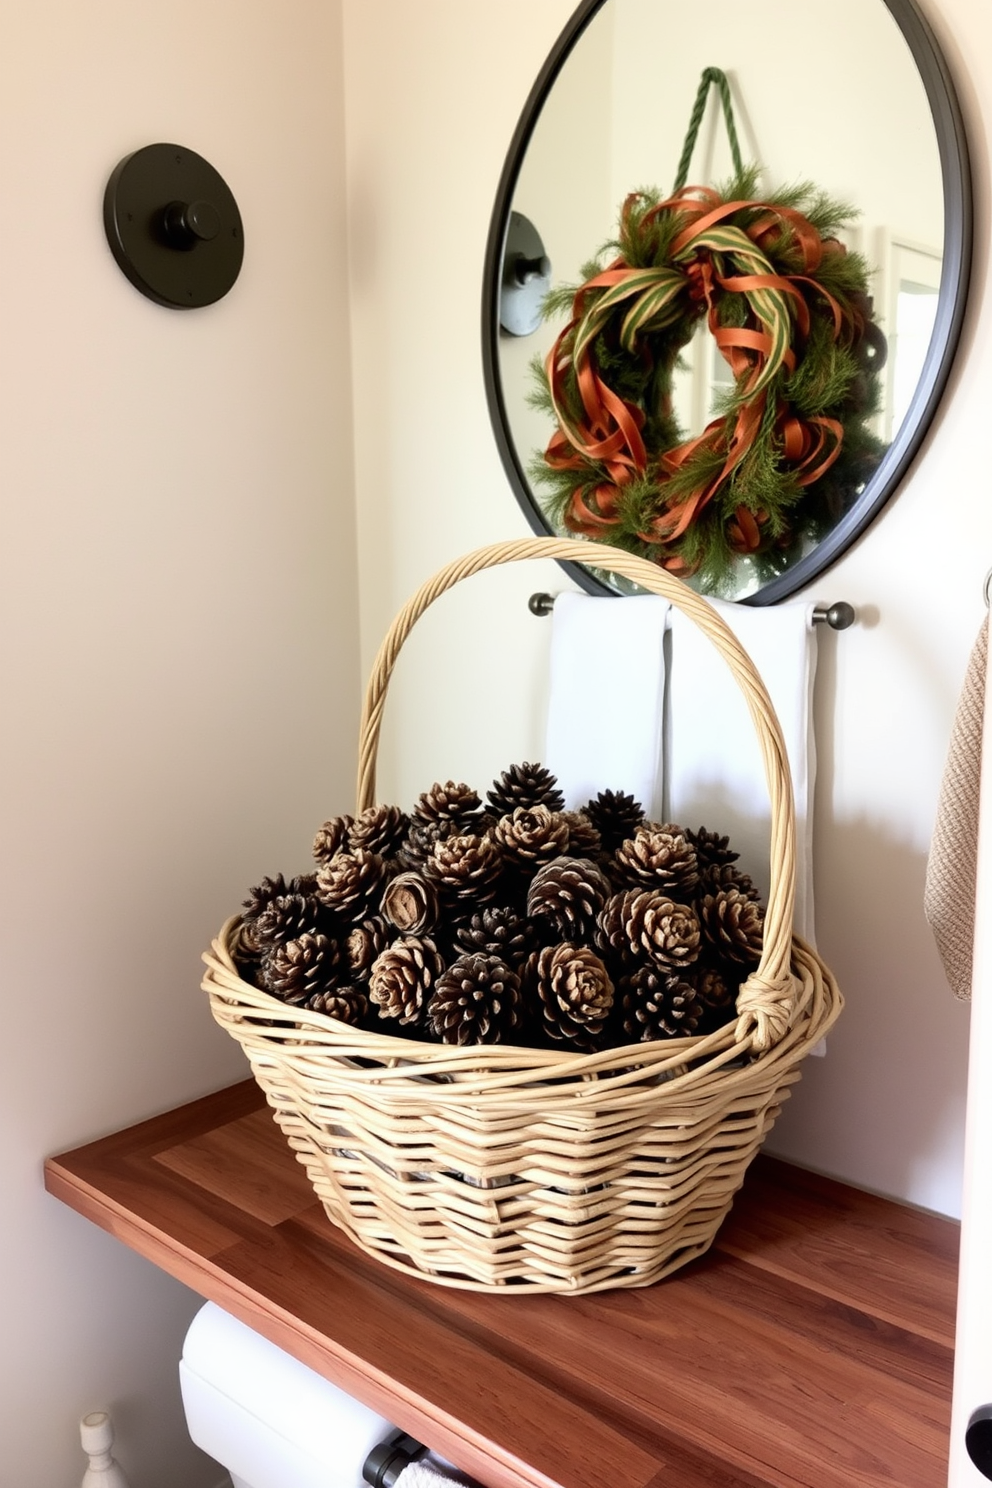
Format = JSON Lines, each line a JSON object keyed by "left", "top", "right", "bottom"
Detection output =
{"left": 488, "top": 0, "right": 968, "bottom": 600}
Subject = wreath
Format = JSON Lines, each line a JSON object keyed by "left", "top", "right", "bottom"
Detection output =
{"left": 530, "top": 165, "right": 888, "bottom": 590}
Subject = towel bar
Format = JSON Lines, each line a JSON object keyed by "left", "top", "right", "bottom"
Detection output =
{"left": 527, "top": 592, "right": 856, "bottom": 628}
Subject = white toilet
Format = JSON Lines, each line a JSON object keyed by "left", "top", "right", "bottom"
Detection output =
{"left": 180, "top": 1301, "right": 408, "bottom": 1488}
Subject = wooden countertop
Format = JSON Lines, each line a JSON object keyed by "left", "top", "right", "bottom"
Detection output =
{"left": 45, "top": 1080, "right": 958, "bottom": 1488}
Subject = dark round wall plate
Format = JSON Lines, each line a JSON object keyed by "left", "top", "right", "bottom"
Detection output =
{"left": 104, "top": 143, "right": 244, "bottom": 309}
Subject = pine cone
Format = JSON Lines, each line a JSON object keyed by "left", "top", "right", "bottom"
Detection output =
{"left": 452, "top": 905, "right": 535, "bottom": 967}
{"left": 487, "top": 762, "right": 564, "bottom": 816}
{"left": 241, "top": 873, "right": 290, "bottom": 923}
{"left": 560, "top": 810, "right": 603, "bottom": 861}
{"left": 412, "top": 780, "right": 484, "bottom": 825}
{"left": 345, "top": 915, "right": 392, "bottom": 982}
{"left": 492, "top": 805, "right": 571, "bottom": 870}
{"left": 597, "top": 889, "right": 701, "bottom": 972}
{"left": 424, "top": 833, "right": 503, "bottom": 905}
{"left": 230, "top": 917, "right": 262, "bottom": 968}
{"left": 398, "top": 815, "right": 451, "bottom": 868}
{"left": 312, "top": 816, "right": 353, "bottom": 867}
{"left": 690, "top": 959, "right": 736, "bottom": 1012}
{"left": 581, "top": 789, "right": 645, "bottom": 852}
{"left": 699, "top": 887, "right": 764, "bottom": 965}
{"left": 305, "top": 986, "right": 369, "bottom": 1024}
{"left": 381, "top": 871, "right": 439, "bottom": 936}
{"left": 349, "top": 804, "right": 409, "bottom": 858}
{"left": 620, "top": 966, "right": 703, "bottom": 1040}
{"left": 525, "top": 943, "right": 614, "bottom": 1049}
{"left": 527, "top": 856, "right": 611, "bottom": 941}
{"left": 368, "top": 936, "right": 444, "bottom": 1025}
{"left": 698, "top": 861, "right": 760, "bottom": 901}
{"left": 688, "top": 826, "right": 740, "bottom": 872}
{"left": 253, "top": 892, "right": 324, "bottom": 951}
{"left": 613, "top": 823, "right": 700, "bottom": 898}
{"left": 261, "top": 932, "right": 341, "bottom": 1005}
{"left": 315, "top": 848, "right": 389, "bottom": 923}
{"left": 427, "top": 954, "right": 524, "bottom": 1045}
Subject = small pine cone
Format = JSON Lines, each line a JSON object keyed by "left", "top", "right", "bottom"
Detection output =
{"left": 427, "top": 954, "right": 524, "bottom": 1045}
{"left": 413, "top": 780, "right": 483, "bottom": 825}
{"left": 305, "top": 986, "right": 369, "bottom": 1025}
{"left": 598, "top": 889, "right": 701, "bottom": 972}
{"left": 312, "top": 816, "right": 353, "bottom": 867}
{"left": 699, "top": 887, "right": 764, "bottom": 965}
{"left": 698, "top": 860, "right": 760, "bottom": 901}
{"left": 253, "top": 892, "right": 324, "bottom": 951}
{"left": 560, "top": 810, "right": 603, "bottom": 861}
{"left": 230, "top": 917, "right": 262, "bottom": 968}
{"left": 368, "top": 936, "right": 445, "bottom": 1024}
{"left": 620, "top": 966, "right": 703, "bottom": 1041}
{"left": 452, "top": 905, "right": 535, "bottom": 967}
{"left": 425, "top": 832, "right": 504, "bottom": 904}
{"left": 345, "top": 915, "right": 392, "bottom": 982}
{"left": 289, "top": 872, "right": 319, "bottom": 896}
{"left": 382, "top": 871, "right": 439, "bottom": 936}
{"left": 527, "top": 856, "right": 611, "bottom": 941}
{"left": 688, "top": 826, "right": 740, "bottom": 872}
{"left": 241, "top": 873, "right": 290, "bottom": 924}
{"left": 492, "top": 805, "right": 571, "bottom": 870}
{"left": 525, "top": 943, "right": 614, "bottom": 1048}
{"left": 487, "top": 762, "right": 564, "bottom": 816}
{"left": 690, "top": 959, "right": 736, "bottom": 1012}
{"left": 315, "top": 848, "right": 388, "bottom": 923}
{"left": 349, "top": 803, "right": 410, "bottom": 858}
{"left": 397, "top": 814, "right": 458, "bottom": 868}
{"left": 261, "top": 931, "right": 341, "bottom": 1005}
{"left": 581, "top": 789, "right": 645, "bottom": 852}
{"left": 613, "top": 823, "right": 700, "bottom": 898}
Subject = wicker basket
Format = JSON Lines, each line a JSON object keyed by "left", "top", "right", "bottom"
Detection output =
{"left": 203, "top": 536, "right": 842, "bottom": 1294}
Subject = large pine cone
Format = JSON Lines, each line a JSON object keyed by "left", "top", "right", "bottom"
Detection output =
{"left": 261, "top": 931, "right": 341, "bottom": 1005}
{"left": 413, "top": 780, "right": 484, "bottom": 825}
{"left": 345, "top": 915, "right": 392, "bottom": 982}
{"left": 581, "top": 789, "right": 645, "bottom": 853}
{"left": 487, "top": 762, "right": 564, "bottom": 816}
{"left": 427, "top": 953, "right": 524, "bottom": 1045}
{"left": 424, "top": 832, "right": 503, "bottom": 905}
{"left": 699, "top": 887, "right": 764, "bottom": 965}
{"left": 382, "top": 871, "right": 439, "bottom": 936}
{"left": 349, "top": 804, "right": 409, "bottom": 858}
{"left": 525, "top": 943, "right": 614, "bottom": 1048}
{"left": 492, "top": 805, "right": 571, "bottom": 870}
{"left": 598, "top": 889, "right": 700, "bottom": 972}
{"left": 315, "top": 848, "right": 389, "bottom": 923}
{"left": 613, "top": 823, "right": 700, "bottom": 898}
{"left": 241, "top": 873, "right": 290, "bottom": 923}
{"left": 312, "top": 816, "right": 353, "bottom": 867}
{"left": 305, "top": 986, "right": 369, "bottom": 1024}
{"left": 688, "top": 825, "right": 739, "bottom": 872}
{"left": 527, "top": 856, "right": 611, "bottom": 941}
{"left": 253, "top": 892, "right": 324, "bottom": 951}
{"left": 368, "top": 936, "right": 444, "bottom": 1025}
{"left": 620, "top": 966, "right": 703, "bottom": 1041}
{"left": 452, "top": 905, "right": 535, "bottom": 967}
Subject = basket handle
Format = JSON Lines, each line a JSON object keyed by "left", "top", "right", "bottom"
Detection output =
{"left": 357, "top": 536, "right": 800, "bottom": 1053}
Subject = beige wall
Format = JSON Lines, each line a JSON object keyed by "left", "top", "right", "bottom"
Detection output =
{"left": 343, "top": 0, "right": 986, "bottom": 1222}
{"left": 0, "top": 2, "right": 358, "bottom": 1485}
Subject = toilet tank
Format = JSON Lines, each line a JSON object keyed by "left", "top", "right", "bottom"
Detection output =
{"left": 180, "top": 1301, "right": 397, "bottom": 1488}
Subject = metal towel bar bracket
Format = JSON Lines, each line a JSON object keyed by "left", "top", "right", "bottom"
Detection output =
{"left": 527, "top": 592, "right": 856, "bottom": 629}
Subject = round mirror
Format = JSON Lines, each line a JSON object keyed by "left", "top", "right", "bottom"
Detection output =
{"left": 482, "top": 0, "right": 971, "bottom": 601}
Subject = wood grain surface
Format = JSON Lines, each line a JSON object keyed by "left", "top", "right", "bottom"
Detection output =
{"left": 44, "top": 1080, "right": 958, "bottom": 1488}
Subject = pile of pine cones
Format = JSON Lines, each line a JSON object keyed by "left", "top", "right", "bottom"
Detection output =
{"left": 231, "top": 762, "right": 765, "bottom": 1050}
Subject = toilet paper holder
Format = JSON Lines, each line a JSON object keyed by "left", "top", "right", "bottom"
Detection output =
{"left": 363, "top": 1431, "right": 428, "bottom": 1486}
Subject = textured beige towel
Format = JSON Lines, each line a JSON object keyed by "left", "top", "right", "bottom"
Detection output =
{"left": 925, "top": 616, "right": 989, "bottom": 1000}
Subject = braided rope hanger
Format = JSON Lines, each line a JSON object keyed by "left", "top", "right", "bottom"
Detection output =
{"left": 673, "top": 67, "right": 744, "bottom": 192}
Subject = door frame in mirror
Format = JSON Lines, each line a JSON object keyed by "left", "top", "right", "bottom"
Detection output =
{"left": 481, "top": 0, "right": 972, "bottom": 602}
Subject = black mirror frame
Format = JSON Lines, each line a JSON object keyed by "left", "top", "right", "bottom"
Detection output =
{"left": 482, "top": 0, "right": 973, "bottom": 603}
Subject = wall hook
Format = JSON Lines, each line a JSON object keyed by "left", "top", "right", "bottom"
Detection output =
{"left": 499, "top": 211, "right": 551, "bottom": 336}
{"left": 103, "top": 143, "right": 244, "bottom": 309}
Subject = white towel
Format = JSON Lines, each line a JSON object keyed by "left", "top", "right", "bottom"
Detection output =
{"left": 666, "top": 599, "right": 818, "bottom": 944}
{"left": 544, "top": 592, "right": 670, "bottom": 820}
{"left": 394, "top": 1452, "right": 478, "bottom": 1486}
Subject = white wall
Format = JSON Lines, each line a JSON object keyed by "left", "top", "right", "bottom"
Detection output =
{"left": 342, "top": 0, "right": 988, "bottom": 1222}
{"left": 0, "top": 3, "right": 359, "bottom": 1485}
